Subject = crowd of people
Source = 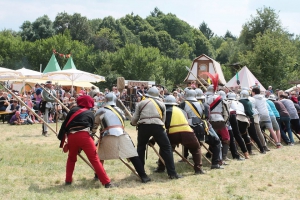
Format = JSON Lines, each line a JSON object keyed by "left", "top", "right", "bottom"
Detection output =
{"left": 1, "top": 80, "right": 300, "bottom": 188}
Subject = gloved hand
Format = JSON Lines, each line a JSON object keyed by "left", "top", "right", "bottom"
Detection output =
{"left": 147, "top": 137, "right": 156, "bottom": 146}
{"left": 130, "top": 122, "right": 136, "bottom": 126}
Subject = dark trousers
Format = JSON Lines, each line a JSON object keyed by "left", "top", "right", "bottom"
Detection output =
{"left": 280, "top": 116, "right": 294, "bottom": 143}
{"left": 229, "top": 115, "right": 248, "bottom": 153}
{"left": 238, "top": 121, "right": 252, "bottom": 152}
{"left": 159, "top": 132, "right": 202, "bottom": 172}
{"left": 183, "top": 125, "right": 221, "bottom": 165}
{"left": 137, "top": 124, "right": 177, "bottom": 176}
{"left": 228, "top": 129, "right": 241, "bottom": 159}
{"left": 248, "top": 118, "right": 264, "bottom": 152}
{"left": 129, "top": 156, "right": 147, "bottom": 177}
{"left": 290, "top": 119, "right": 300, "bottom": 134}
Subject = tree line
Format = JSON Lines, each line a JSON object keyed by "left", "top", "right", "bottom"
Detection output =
{"left": 0, "top": 7, "right": 299, "bottom": 90}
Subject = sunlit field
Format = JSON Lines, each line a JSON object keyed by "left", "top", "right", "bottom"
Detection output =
{"left": 1, "top": 121, "right": 300, "bottom": 200}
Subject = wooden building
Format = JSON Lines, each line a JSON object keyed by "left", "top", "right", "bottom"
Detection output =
{"left": 184, "top": 54, "right": 226, "bottom": 88}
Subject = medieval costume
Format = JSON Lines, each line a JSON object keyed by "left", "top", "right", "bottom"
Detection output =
{"left": 156, "top": 95, "right": 204, "bottom": 174}
{"left": 58, "top": 95, "right": 113, "bottom": 188}
{"left": 92, "top": 93, "right": 151, "bottom": 183}
{"left": 131, "top": 86, "right": 181, "bottom": 179}
{"left": 205, "top": 84, "right": 230, "bottom": 163}
{"left": 41, "top": 81, "right": 56, "bottom": 136}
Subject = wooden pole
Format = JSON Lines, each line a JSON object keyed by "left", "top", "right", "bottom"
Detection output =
{"left": 149, "top": 143, "right": 165, "bottom": 166}
{"left": 185, "top": 66, "right": 207, "bottom": 91}
{"left": 174, "top": 149, "right": 194, "bottom": 168}
{"left": 0, "top": 82, "right": 95, "bottom": 172}
{"left": 1, "top": 82, "right": 58, "bottom": 135}
{"left": 119, "top": 158, "right": 141, "bottom": 180}
{"left": 37, "top": 83, "right": 70, "bottom": 112}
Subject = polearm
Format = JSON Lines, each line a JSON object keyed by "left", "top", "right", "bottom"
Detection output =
{"left": 0, "top": 82, "right": 95, "bottom": 171}
{"left": 184, "top": 66, "right": 234, "bottom": 93}
{"left": 185, "top": 66, "right": 207, "bottom": 91}
{"left": 1, "top": 82, "right": 58, "bottom": 136}
{"left": 174, "top": 149, "right": 194, "bottom": 168}
{"left": 37, "top": 83, "right": 70, "bottom": 112}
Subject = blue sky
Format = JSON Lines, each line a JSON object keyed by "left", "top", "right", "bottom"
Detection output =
{"left": 0, "top": 0, "right": 299, "bottom": 37}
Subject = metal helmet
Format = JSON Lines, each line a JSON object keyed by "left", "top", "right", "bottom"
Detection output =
{"left": 105, "top": 92, "right": 117, "bottom": 106}
{"left": 183, "top": 87, "right": 190, "bottom": 98}
{"left": 217, "top": 90, "right": 226, "bottom": 100}
{"left": 240, "top": 90, "right": 249, "bottom": 99}
{"left": 241, "top": 87, "right": 250, "bottom": 91}
{"left": 145, "top": 86, "right": 159, "bottom": 99}
{"left": 227, "top": 92, "right": 237, "bottom": 100}
{"left": 185, "top": 89, "right": 197, "bottom": 101}
{"left": 195, "top": 88, "right": 205, "bottom": 100}
{"left": 164, "top": 95, "right": 178, "bottom": 105}
{"left": 206, "top": 85, "right": 215, "bottom": 95}
{"left": 268, "top": 94, "right": 276, "bottom": 101}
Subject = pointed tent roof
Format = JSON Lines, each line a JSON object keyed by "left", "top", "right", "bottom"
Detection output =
{"left": 43, "top": 54, "right": 61, "bottom": 73}
{"left": 184, "top": 54, "right": 226, "bottom": 85}
{"left": 225, "top": 66, "right": 266, "bottom": 91}
{"left": 62, "top": 56, "right": 77, "bottom": 70}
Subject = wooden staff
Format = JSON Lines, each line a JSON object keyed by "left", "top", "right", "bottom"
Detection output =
{"left": 174, "top": 149, "right": 194, "bottom": 168}
{"left": 250, "top": 139, "right": 261, "bottom": 152}
{"left": 37, "top": 83, "right": 70, "bottom": 112}
{"left": 119, "top": 157, "right": 141, "bottom": 180}
{"left": 261, "top": 131, "right": 277, "bottom": 147}
{"left": 199, "top": 142, "right": 212, "bottom": 164}
{"left": 292, "top": 130, "right": 300, "bottom": 141}
{"left": 149, "top": 143, "right": 165, "bottom": 166}
{"left": 0, "top": 82, "right": 95, "bottom": 171}
{"left": 1, "top": 82, "right": 58, "bottom": 135}
{"left": 185, "top": 66, "right": 207, "bottom": 91}
{"left": 185, "top": 66, "right": 234, "bottom": 93}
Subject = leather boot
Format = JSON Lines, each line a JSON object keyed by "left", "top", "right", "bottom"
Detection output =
{"left": 244, "top": 152, "right": 250, "bottom": 159}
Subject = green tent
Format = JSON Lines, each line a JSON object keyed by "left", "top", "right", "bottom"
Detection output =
{"left": 43, "top": 54, "right": 61, "bottom": 73}
{"left": 62, "top": 56, "right": 77, "bottom": 70}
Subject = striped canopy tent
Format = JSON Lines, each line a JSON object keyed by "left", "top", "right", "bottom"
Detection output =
{"left": 225, "top": 66, "right": 266, "bottom": 91}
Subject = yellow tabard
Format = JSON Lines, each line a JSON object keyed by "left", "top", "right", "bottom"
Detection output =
{"left": 168, "top": 106, "right": 193, "bottom": 134}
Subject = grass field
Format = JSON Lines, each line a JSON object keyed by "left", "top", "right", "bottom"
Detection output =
{"left": 1, "top": 121, "right": 300, "bottom": 200}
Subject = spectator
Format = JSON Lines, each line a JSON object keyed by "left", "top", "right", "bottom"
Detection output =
{"left": 250, "top": 80, "right": 260, "bottom": 89}
{"left": 9, "top": 111, "right": 23, "bottom": 125}
{"left": 268, "top": 86, "right": 273, "bottom": 94}
{"left": 0, "top": 92, "right": 10, "bottom": 111}
{"left": 88, "top": 86, "right": 98, "bottom": 98}
{"left": 138, "top": 84, "right": 147, "bottom": 95}
{"left": 20, "top": 106, "right": 33, "bottom": 124}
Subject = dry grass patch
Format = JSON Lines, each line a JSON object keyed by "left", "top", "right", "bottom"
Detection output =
{"left": 1, "top": 121, "right": 300, "bottom": 199}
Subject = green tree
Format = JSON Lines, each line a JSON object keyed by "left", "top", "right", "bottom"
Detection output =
{"left": 240, "top": 30, "right": 297, "bottom": 89}
{"left": 199, "top": 21, "right": 214, "bottom": 40}
{"left": 239, "top": 6, "right": 282, "bottom": 49}
{"left": 20, "top": 15, "right": 55, "bottom": 41}
{"left": 69, "top": 13, "right": 92, "bottom": 42}
{"left": 193, "top": 29, "right": 215, "bottom": 58}
{"left": 53, "top": 12, "right": 72, "bottom": 34}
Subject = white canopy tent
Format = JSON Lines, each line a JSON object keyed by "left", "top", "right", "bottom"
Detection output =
{"left": 42, "top": 69, "right": 105, "bottom": 95}
{"left": 225, "top": 66, "right": 266, "bottom": 91}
